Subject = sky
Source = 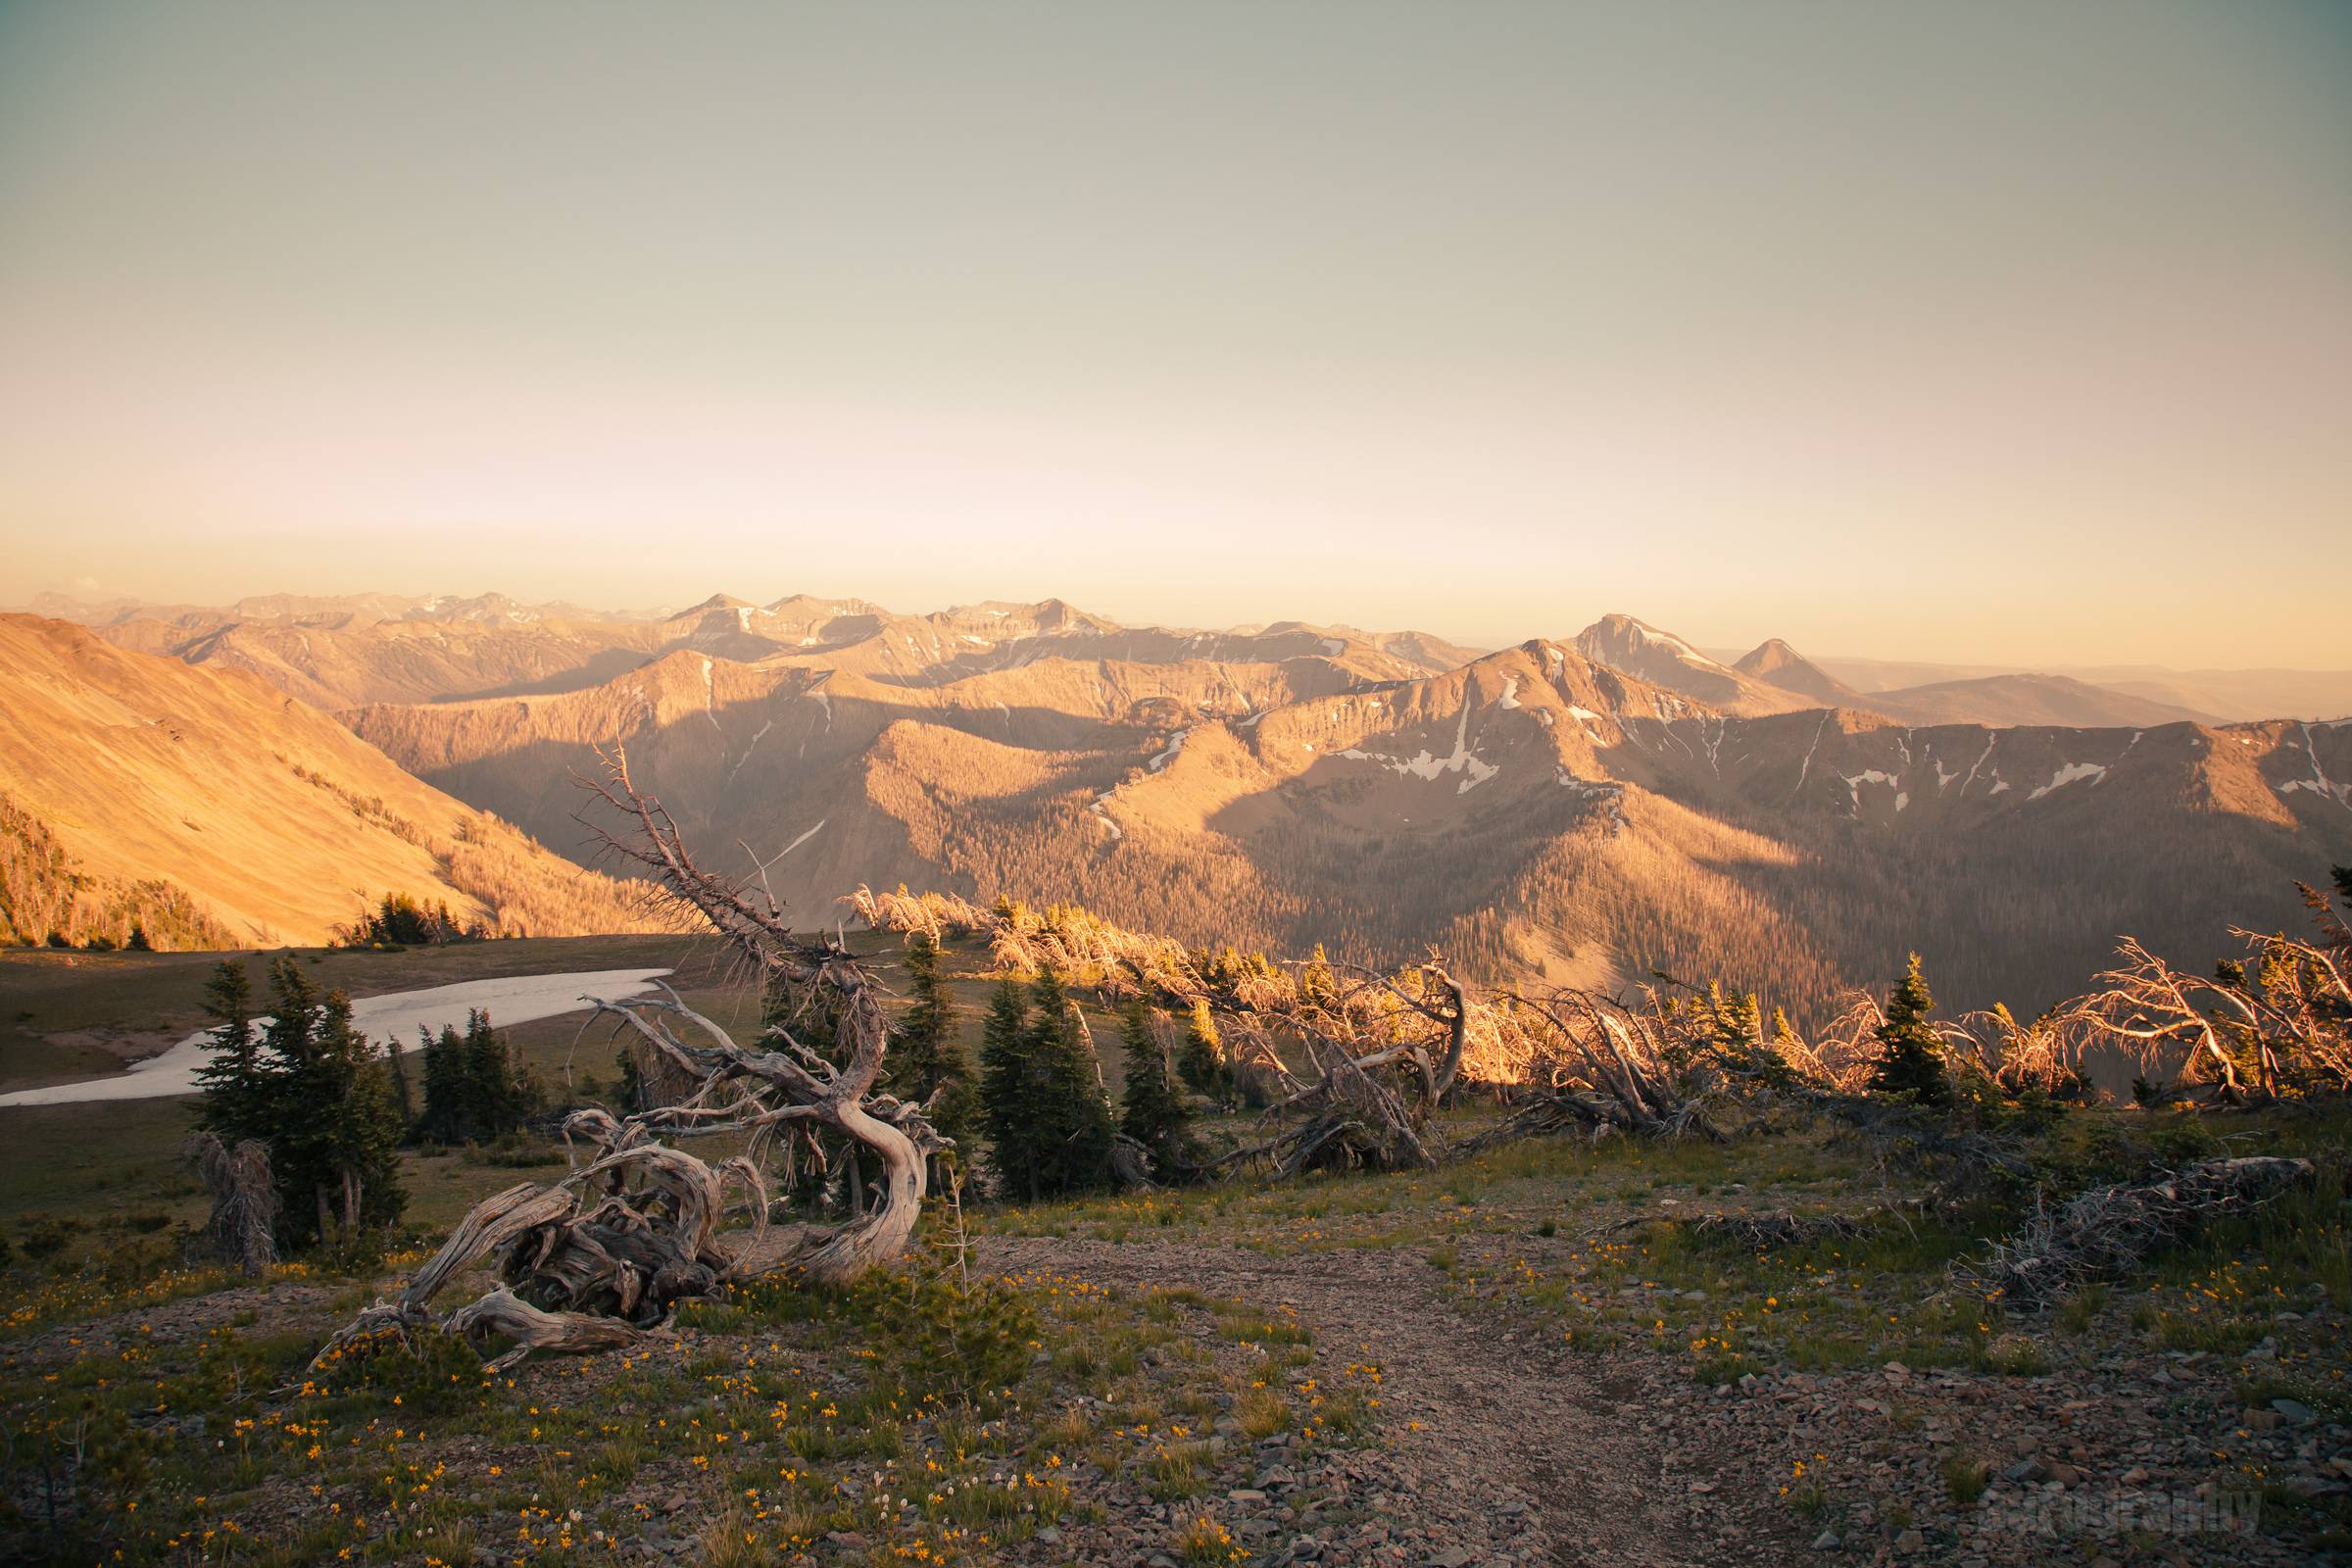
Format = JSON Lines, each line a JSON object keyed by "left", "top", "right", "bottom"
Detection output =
{"left": 1, "top": 2, "right": 2348, "bottom": 667}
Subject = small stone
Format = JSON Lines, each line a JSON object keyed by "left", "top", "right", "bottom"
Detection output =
{"left": 1811, "top": 1529, "right": 1841, "bottom": 1550}
{"left": 2272, "top": 1397, "right": 2316, "bottom": 1425}
{"left": 1034, "top": 1528, "right": 1062, "bottom": 1545}
{"left": 1425, "top": 1550, "right": 1476, "bottom": 1568}
{"left": 2003, "top": 1460, "right": 2046, "bottom": 1484}
{"left": 1895, "top": 1529, "right": 1926, "bottom": 1551}
{"left": 1228, "top": 1489, "right": 1268, "bottom": 1504}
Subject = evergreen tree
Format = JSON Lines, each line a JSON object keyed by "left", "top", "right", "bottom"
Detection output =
{"left": 765, "top": 969, "right": 858, "bottom": 1207}
{"left": 417, "top": 1023, "right": 466, "bottom": 1141}
{"left": 615, "top": 1046, "right": 648, "bottom": 1115}
{"left": 883, "top": 932, "right": 978, "bottom": 1172}
{"left": 462, "top": 1008, "right": 524, "bottom": 1132}
{"left": 977, "top": 977, "right": 1039, "bottom": 1200}
{"left": 254, "top": 960, "right": 406, "bottom": 1247}
{"left": 416, "top": 1009, "right": 535, "bottom": 1144}
{"left": 1175, "top": 997, "right": 1228, "bottom": 1099}
{"left": 1117, "top": 1002, "right": 1200, "bottom": 1180}
{"left": 385, "top": 1031, "right": 414, "bottom": 1127}
{"left": 1299, "top": 943, "right": 1338, "bottom": 1008}
{"left": 1022, "top": 970, "right": 1116, "bottom": 1198}
{"left": 1869, "top": 954, "right": 1951, "bottom": 1107}
{"left": 193, "top": 960, "right": 267, "bottom": 1147}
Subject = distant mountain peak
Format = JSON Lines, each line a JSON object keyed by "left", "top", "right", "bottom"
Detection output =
{"left": 673, "top": 592, "right": 755, "bottom": 616}
{"left": 1584, "top": 613, "right": 1732, "bottom": 671}
{"left": 1734, "top": 638, "right": 1860, "bottom": 707}
{"left": 1575, "top": 614, "right": 1808, "bottom": 715}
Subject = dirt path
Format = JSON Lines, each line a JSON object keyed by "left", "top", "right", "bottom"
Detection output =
{"left": 982, "top": 1236, "right": 1795, "bottom": 1568}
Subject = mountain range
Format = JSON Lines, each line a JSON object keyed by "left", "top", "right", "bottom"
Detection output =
{"left": 6, "top": 592, "right": 2348, "bottom": 1019}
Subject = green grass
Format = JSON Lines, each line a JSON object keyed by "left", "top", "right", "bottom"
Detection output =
{"left": 0, "top": 1235, "right": 1370, "bottom": 1565}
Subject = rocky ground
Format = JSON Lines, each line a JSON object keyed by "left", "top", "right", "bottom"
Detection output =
{"left": 6, "top": 1120, "right": 2347, "bottom": 1565}
{"left": 982, "top": 1234, "right": 2350, "bottom": 1567}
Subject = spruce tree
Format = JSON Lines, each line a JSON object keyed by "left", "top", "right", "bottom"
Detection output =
{"left": 259, "top": 962, "right": 406, "bottom": 1246}
{"left": 978, "top": 977, "right": 1039, "bottom": 1200}
{"left": 1300, "top": 944, "right": 1338, "bottom": 1009}
{"left": 1117, "top": 1002, "right": 1199, "bottom": 1180}
{"left": 884, "top": 933, "right": 978, "bottom": 1171}
{"left": 418, "top": 1023, "right": 466, "bottom": 1142}
{"left": 193, "top": 959, "right": 267, "bottom": 1147}
{"left": 765, "top": 970, "right": 861, "bottom": 1208}
{"left": 1175, "top": 997, "right": 1228, "bottom": 1099}
{"left": 1869, "top": 954, "right": 1951, "bottom": 1107}
{"left": 462, "top": 1008, "right": 519, "bottom": 1133}
{"left": 615, "top": 1046, "right": 648, "bottom": 1115}
{"left": 1023, "top": 970, "right": 1116, "bottom": 1198}
{"left": 384, "top": 1032, "right": 414, "bottom": 1127}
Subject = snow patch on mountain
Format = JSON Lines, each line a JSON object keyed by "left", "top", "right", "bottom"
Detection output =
{"left": 1841, "top": 768, "right": 1902, "bottom": 814}
{"left": 2029, "top": 762, "right": 2106, "bottom": 800}
{"left": 1146, "top": 728, "right": 1190, "bottom": 773}
{"left": 1341, "top": 702, "right": 1499, "bottom": 794}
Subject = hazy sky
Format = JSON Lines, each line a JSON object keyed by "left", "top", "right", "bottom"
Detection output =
{"left": 2, "top": 2, "right": 2348, "bottom": 665}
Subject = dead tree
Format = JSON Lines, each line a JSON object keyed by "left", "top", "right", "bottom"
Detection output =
{"left": 315, "top": 750, "right": 941, "bottom": 1372}
{"left": 2049, "top": 936, "right": 2259, "bottom": 1099}
{"left": 854, "top": 884, "right": 1490, "bottom": 1176}
{"left": 1954, "top": 1156, "right": 2316, "bottom": 1308}
{"left": 1466, "top": 985, "right": 1721, "bottom": 1147}
{"left": 186, "top": 1132, "right": 278, "bottom": 1274}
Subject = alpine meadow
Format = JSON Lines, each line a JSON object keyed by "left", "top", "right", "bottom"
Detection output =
{"left": 2, "top": 6, "right": 2350, "bottom": 1568}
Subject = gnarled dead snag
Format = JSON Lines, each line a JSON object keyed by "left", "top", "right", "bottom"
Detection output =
{"left": 186, "top": 1132, "right": 278, "bottom": 1275}
{"left": 854, "top": 883, "right": 1494, "bottom": 1178}
{"left": 1467, "top": 984, "right": 1722, "bottom": 1148}
{"left": 1955, "top": 1156, "right": 2316, "bottom": 1308}
{"left": 315, "top": 751, "right": 943, "bottom": 1373}
{"left": 2045, "top": 922, "right": 2352, "bottom": 1100}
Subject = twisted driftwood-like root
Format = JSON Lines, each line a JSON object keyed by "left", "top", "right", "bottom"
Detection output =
{"left": 316, "top": 750, "right": 943, "bottom": 1373}
{"left": 447, "top": 1288, "right": 647, "bottom": 1373}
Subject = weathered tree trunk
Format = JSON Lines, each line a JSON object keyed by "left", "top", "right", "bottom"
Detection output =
{"left": 185, "top": 1133, "right": 278, "bottom": 1274}
{"left": 315, "top": 749, "right": 944, "bottom": 1373}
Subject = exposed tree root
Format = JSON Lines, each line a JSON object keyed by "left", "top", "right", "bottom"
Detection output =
{"left": 315, "top": 750, "right": 943, "bottom": 1373}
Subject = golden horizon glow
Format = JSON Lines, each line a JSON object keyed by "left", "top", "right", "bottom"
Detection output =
{"left": 2, "top": 2, "right": 2348, "bottom": 667}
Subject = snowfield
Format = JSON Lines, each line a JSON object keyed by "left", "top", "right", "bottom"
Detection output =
{"left": 0, "top": 967, "right": 674, "bottom": 1106}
